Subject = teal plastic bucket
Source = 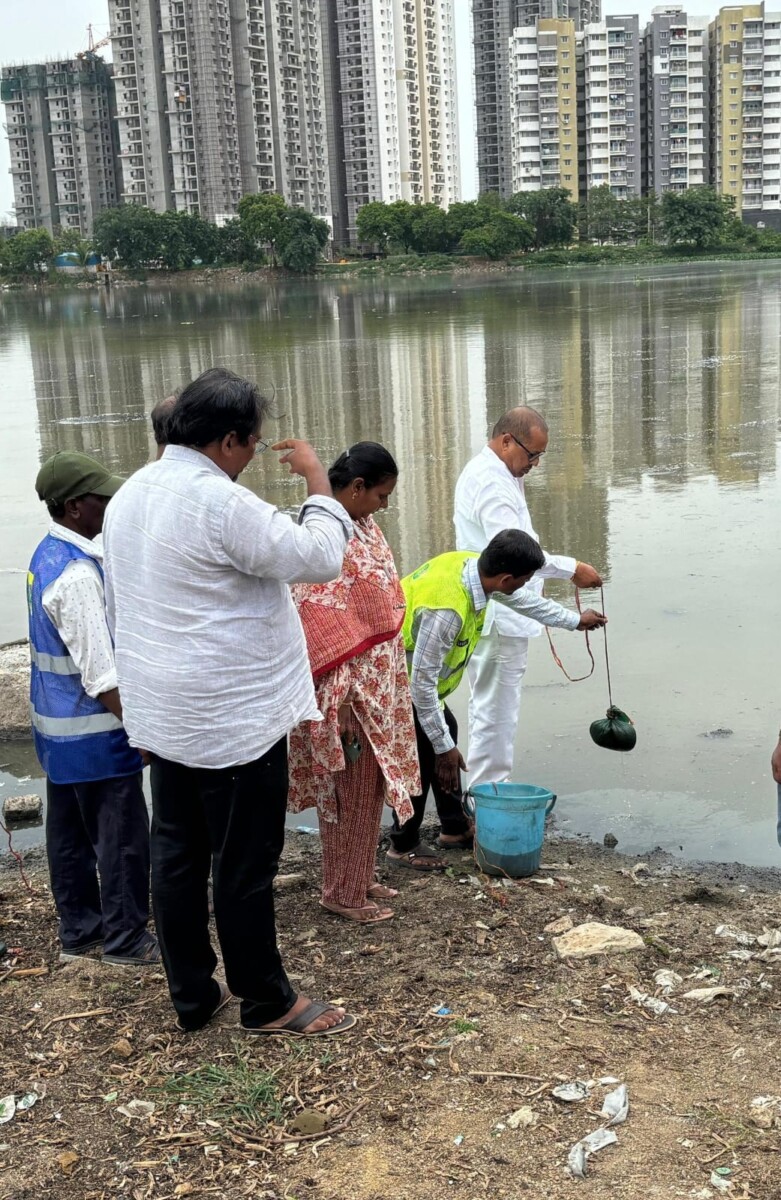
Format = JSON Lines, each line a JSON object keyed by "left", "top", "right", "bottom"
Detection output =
{"left": 465, "top": 783, "right": 556, "bottom": 878}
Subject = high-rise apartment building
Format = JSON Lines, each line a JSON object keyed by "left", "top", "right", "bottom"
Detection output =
{"left": 509, "top": 19, "right": 580, "bottom": 199}
{"left": 581, "top": 15, "right": 642, "bottom": 198}
{"left": 645, "top": 8, "right": 709, "bottom": 196}
{"left": 109, "top": 0, "right": 172, "bottom": 209}
{"left": 321, "top": 0, "right": 460, "bottom": 242}
{"left": 710, "top": 4, "right": 781, "bottom": 215}
{"left": 108, "top": 0, "right": 332, "bottom": 223}
{"left": 474, "top": 0, "right": 600, "bottom": 198}
{"left": 1, "top": 57, "right": 120, "bottom": 234}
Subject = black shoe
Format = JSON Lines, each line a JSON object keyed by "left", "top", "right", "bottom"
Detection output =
{"left": 59, "top": 939, "right": 103, "bottom": 964}
{"left": 103, "top": 933, "right": 161, "bottom": 968}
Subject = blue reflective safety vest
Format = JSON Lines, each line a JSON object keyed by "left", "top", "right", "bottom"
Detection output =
{"left": 27, "top": 534, "right": 143, "bottom": 785}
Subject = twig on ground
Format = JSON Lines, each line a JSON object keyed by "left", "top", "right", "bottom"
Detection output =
{"left": 41, "top": 1007, "right": 113, "bottom": 1031}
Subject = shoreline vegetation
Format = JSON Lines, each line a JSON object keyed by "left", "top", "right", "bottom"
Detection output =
{"left": 3, "top": 185, "right": 781, "bottom": 289}
{"left": 2, "top": 241, "right": 781, "bottom": 293}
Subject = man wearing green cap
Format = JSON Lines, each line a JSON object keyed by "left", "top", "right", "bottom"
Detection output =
{"left": 27, "top": 451, "right": 158, "bottom": 967}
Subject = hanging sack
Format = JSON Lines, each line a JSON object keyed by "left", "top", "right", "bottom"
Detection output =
{"left": 590, "top": 705, "right": 636, "bottom": 752}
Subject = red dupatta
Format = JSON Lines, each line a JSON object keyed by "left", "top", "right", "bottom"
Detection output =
{"left": 293, "top": 517, "right": 406, "bottom": 679}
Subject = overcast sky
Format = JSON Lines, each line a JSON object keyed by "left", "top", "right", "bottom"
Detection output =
{"left": 1, "top": 0, "right": 661, "bottom": 222}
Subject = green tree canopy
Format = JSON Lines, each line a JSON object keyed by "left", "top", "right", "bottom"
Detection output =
{"left": 237, "top": 192, "right": 288, "bottom": 264}
{"left": 661, "top": 187, "right": 736, "bottom": 248}
{"left": 0, "top": 228, "right": 55, "bottom": 278}
{"left": 506, "top": 188, "right": 577, "bottom": 249}
{"left": 92, "top": 205, "right": 164, "bottom": 270}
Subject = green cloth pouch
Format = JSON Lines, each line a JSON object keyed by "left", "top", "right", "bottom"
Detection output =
{"left": 590, "top": 706, "right": 637, "bottom": 752}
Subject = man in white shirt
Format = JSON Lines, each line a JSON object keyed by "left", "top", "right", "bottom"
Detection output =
{"left": 103, "top": 367, "right": 356, "bottom": 1038}
{"left": 28, "top": 452, "right": 158, "bottom": 967}
{"left": 454, "top": 407, "right": 602, "bottom": 800}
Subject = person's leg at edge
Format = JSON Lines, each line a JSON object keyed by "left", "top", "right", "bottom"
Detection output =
{"left": 150, "top": 755, "right": 219, "bottom": 1031}
{"left": 204, "top": 738, "right": 344, "bottom": 1033}
{"left": 389, "top": 706, "right": 437, "bottom": 856}
{"left": 81, "top": 773, "right": 151, "bottom": 958}
{"left": 432, "top": 705, "right": 471, "bottom": 840}
{"left": 466, "top": 630, "right": 529, "bottom": 790}
{"left": 320, "top": 746, "right": 388, "bottom": 913}
{"left": 45, "top": 778, "right": 103, "bottom": 952}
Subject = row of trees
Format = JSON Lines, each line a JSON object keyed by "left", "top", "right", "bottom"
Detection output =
{"left": 355, "top": 186, "right": 753, "bottom": 257}
{"left": 0, "top": 193, "right": 331, "bottom": 280}
{"left": 0, "top": 185, "right": 766, "bottom": 280}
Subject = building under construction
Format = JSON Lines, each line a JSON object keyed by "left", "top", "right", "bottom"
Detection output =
{"left": 1, "top": 56, "right": 120, "bottom": 235}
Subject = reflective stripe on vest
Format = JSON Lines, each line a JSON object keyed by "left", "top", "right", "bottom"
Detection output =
{"left": 29, "top": 645, "right": 81, "bottom": 676}
{"left": 29, "top": 704, "right": 123, "bottom": 738}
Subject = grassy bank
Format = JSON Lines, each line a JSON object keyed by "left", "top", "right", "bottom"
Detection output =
{"left": 320, "top": 243, "right": 781, "bottom": 278}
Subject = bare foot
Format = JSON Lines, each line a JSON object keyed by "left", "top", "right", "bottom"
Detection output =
{"left": 260, "top": 995, "right": 346, "bottom": 1035}
{"left": 367, "top": 882, "right": 399, "bottom": 900}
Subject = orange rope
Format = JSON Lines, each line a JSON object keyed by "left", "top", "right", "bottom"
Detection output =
{"left": 546, "top": 584, "right": 612, "bottom": 705}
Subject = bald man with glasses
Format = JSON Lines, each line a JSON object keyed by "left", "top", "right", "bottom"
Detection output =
{"left": 452, "top": 407, "right": 602, "bottom": 817}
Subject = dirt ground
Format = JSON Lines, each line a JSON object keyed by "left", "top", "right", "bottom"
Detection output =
{"left": 2, "top": 828, "right": 781, "bottom": 1200}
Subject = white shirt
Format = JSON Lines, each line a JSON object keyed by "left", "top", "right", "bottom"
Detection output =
{"left": 409, "top": 558, "right": 579, "bottom": 754}
{"left": 41, "top": 524, "right": 118, "bottom": 699}
{"left": 453, "top": 445, "right": 577, "bottom": 639}
{"left": 103, "top": 446, "right": 352, "bottom": 770}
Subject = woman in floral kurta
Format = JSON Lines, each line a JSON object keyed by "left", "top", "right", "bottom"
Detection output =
{"left": 288, "top": 443, "right": 420, "bottom": 923}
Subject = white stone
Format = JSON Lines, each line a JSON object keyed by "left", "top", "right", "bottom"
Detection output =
{"left": 553, "top": 922, "right": 645, "bottom": 961}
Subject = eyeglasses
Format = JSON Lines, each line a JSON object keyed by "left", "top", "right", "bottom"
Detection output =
{"left": 248, "top": 434, "right": 270, "bottom": 455}
{"left": 510, "top": 433, "right": 546, "bottom": 462}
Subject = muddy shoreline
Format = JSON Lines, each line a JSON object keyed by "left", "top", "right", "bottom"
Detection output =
{"left": 4, "top": 826, "right": 781, "bottom": 1199}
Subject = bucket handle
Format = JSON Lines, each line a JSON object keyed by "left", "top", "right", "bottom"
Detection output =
{"left": 463, "top": 788, "right": 557, "bottom": 819}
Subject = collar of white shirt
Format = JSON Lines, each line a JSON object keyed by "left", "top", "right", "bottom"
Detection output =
{"left": 463, "top": 556, "right": 488, "bottom": 614}
{"left": 49, "top": 522, "right": 103, "bottom": 562}
{"left": 481, "top": 443, "right": 523, "bottom": 487}
{"left": 160, "top": 444, "right": 233, "bottom": 477}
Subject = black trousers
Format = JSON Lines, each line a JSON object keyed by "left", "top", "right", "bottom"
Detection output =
{"left": 390, "top": 705, "right": 470, "bottom": 853}
{"left": 149, "top": 738, "right": 296, "bottom": 1031}
{"left": 45, "top": 772, "right": 150, "bottom": 958}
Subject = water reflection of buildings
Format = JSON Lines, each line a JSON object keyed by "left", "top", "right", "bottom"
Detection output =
{"left": 18, "top": 267, "right": 781, "bottom": 587}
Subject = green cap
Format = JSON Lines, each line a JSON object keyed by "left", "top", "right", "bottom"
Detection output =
{"left": 35, "top": 451, "right": 124, "bottom": 505}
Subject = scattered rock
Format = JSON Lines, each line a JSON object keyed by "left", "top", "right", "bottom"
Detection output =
{"left": 506, "top": 1106, "right": 537, "bottom": 1129}
{"left": 0, "top": 642, "right": 31, "bottom": 740}
{"left": 553, "top": 922, "right": 645, "bottom": 961}
{"left": 750, "top": 1097, "right": 781, "bottom": 1129}
{"left": 2, "top": 794, "right": 42, "bottom": 824}
{"left": 291, "top": 1108, "right": 328, "bottom": 1135}
{"left": 682, "top": 885, "right": 730, "bottom": 906}
{"left": 273, "top": 873, "right": 306, "bottom": 891}
{"left": 56, "top": 1150, "right": 80, "bottom": 1175}
{"left": 544, "top": 915, "right": 573, "bottom": 935}
{"left": 603, "top": 832, "right": 618, "bottom": 848}
{"left": 110, "top": 1038, "right": 134, "bottom": 1059}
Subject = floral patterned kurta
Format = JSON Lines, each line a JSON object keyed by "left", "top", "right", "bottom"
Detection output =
{"left": 288, "top": 518, "right": 420, "bottom": 824}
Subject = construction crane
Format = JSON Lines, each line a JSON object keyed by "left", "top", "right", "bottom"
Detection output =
{"left": 76, "top": 24, "right": 111, "bottom": 60}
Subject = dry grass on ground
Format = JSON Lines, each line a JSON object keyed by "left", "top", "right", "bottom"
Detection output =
{"left": 2, "top": 831, "right": 781, "bottom": 1200}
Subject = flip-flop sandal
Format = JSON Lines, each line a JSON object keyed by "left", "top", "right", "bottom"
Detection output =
{"left": 386, "top": 841, "right": 446, "bottom": 871}
{"left": 319, "top": 901, "right": 394, "bottom": 923}
{"left": 177, "top": 980, "right": 233, "bottom": 1033}
{"left": 244, "top": 999, "right": 358, "bottom": 1039}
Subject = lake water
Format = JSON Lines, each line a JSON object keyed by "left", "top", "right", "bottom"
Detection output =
{"left": 1, "top": 263, "right": 780, "bottom": 865}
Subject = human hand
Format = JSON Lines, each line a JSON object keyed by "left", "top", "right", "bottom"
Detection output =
{"left": 337, "top": 704, "right": 355, "bottom": 738}
{"left": 577, "top": 609, "right": 607, "bottom": 631}
{"left": 435, "top": 747, "right": 466, "bottom": 794}
{"left": 136, "top": 748, "right": 151, "bottom": 767}
{"left": 772, "top": 738, "right": 781, "bottom": 784}
{"left": 272, "top": 439, "right": 325, "bottom": 481}
{"left": 572, "top": 562, "right": 603, "bottom": 589}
